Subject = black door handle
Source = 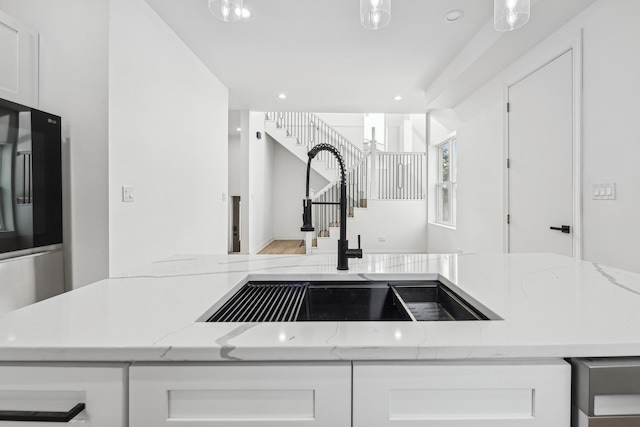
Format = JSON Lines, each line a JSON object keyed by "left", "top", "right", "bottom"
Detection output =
{"left": 0, "top": 403, "right": 85, "bottom": 422}
{"left": 550, "top": 225, "right": 571, "bottom": 234}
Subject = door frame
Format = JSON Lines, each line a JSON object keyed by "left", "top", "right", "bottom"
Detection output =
{"left": 503, "top": 30, "right": 583, "bottom": 259}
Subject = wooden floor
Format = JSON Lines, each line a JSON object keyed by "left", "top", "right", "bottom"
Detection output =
{"left": 258, "top": 240, "right": 306, "bottom": 255}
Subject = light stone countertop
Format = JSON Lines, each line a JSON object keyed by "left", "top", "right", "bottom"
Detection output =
{"left": 0, "top": 252, "right": 639, "bottom": 362}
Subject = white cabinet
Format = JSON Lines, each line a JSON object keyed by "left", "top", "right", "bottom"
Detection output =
{"left": 130, "top": 362, "right": 351, "bottom": 427}
{"left": 0, "top": 360, "right": 569, "bottom": 426}
{"left": 353, "top": 360, "right": 570, "bottom": 427}
{"left": 0, "top": 364, "right": 127, "bottom": 426}
{"left": 0, "top": 11, "right": 38, "bottom": 107}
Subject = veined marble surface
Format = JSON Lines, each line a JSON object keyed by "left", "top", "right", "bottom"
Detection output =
{"left": 0, "top": 253, "right": 639, "bottom": 362}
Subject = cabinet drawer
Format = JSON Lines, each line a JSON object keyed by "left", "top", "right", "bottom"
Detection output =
{"left": 0, "top": 364, "right": 127, "bottom": 427}
{"left": 353, "top": 360, "right": 570, "bottom": 427}
{"left": 130, "top": 363, "right": 351, "bottom": 427}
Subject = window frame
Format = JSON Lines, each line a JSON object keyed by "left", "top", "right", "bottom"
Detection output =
{"left": 435, "top": 137, "right": 457, "bottom": 227}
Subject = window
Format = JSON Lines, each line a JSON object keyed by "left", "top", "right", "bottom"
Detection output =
{"left": 435, "top": 137, "right": 457, "bottom": 226}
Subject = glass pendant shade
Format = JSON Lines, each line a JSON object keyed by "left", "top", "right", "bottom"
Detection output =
{"left": 209, "top": 0, "right": 243, "bottom": 22}
{"left": 360, "top": 0, "right": 391, "bottom": 30}
{"left": 494, "top": 0, "right": 530, "bottom": 31}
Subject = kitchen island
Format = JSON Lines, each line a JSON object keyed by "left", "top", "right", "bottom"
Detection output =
{"left": 0, "top": 252, "right": 638, "bottom": 426}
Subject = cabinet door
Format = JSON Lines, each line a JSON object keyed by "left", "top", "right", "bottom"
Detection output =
{"left": 0, "top": 364, "right": 127, "bottom": 427}
{"left": 353, "top": 360, "right": 570, "bottom": 427}
{"left": 130, "top": 363, "right": 351, "bottom": 427}
{"left": 0, "top": 11, "right": 38, "bottom": 107}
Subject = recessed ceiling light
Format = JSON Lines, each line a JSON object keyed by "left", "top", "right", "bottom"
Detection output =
{"left": 393, "top": 95, "right": 402, "bottom": 101}
{"left": 236, "top": 127, "right": 241, "bottom": 132}
{"left": 241, "top": 8, "right": 251, "bottom": 19}
{"left": 445, "top": 10, "right": 464, "bottom": 23}
{"left": 278, "top": 94, "right": 287, "bottom": 99}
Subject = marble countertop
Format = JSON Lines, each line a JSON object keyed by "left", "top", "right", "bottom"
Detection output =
{"left": 0, "top": 252, "right": 639, "bottom": 362}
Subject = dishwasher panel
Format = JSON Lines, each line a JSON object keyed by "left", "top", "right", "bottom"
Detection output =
{"left": 572, "top": 358, "right": 640, "bottom": 426}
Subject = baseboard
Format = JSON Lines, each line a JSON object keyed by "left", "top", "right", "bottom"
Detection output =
{"left": 362, "top": 248, "right": 428, "bottom": 254}
{"left": 251, "top": 237, "right": 275, "bottom": 255}
{"left": 273, "top": 235, "right": 306, "bottom": 241}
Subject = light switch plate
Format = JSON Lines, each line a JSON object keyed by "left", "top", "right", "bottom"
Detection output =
{"left": 593, "top": 183, "right": 616, "bottom": 200}
{"left": 122, "top": 186, "right": 135, "bottom": 202}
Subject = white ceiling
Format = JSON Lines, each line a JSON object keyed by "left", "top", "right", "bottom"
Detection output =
{"left": 145, "top": 0, "right": 597, "bottom": 113}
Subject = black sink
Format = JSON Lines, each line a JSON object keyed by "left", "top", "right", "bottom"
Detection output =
{"left": 205, "top": 280, "right": 489, "bottom": 322}
{"left": 297, "top": 283, "right": 411, "bottom": 321}
{"left": 390, "top": 283, "right": 486, "bottom": 321}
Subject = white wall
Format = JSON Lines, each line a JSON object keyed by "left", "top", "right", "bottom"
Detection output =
{"left": 273, "top": 142, "right": 329, "bottom": 240}
{"left": 579, "top": 0, "right": 640, "bottom": 272}
{"left": 385, "top": 114, "right": 405, "bottom": 152}
{"left": 228, "top": 135, "right": 242, "bottom": 196}
{"left": 347, "top": 200, "right": 427, "bottom": 253}
{"left": 240, "top": 111, "right": 250, "bottom": 253}
{"left": 411, "top": 114, "right": 427, "bottom": 152}
{"left": 427, "top": 0, "right": 640, "bottom": 273}
{"left": 427, "top": 105, "right": 503, "bottom": 255}
{"left": 0, "top": 0, "right": 110, "bottom": 289}
{"left": 247, "top": 112, "right": 275, "bottom": 254}
{"left": 109, "top": 0, "right": 229, "bottom": 275}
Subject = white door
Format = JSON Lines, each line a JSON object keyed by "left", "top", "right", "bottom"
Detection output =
{"left": 508, "top": 50, "right": 574, "bottom": 256}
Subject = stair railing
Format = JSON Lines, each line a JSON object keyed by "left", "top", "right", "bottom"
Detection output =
{"left": 376, "top": 152, "right": 426, "bottom": 200}
{"left": 265, "top": 112, "right": 363, "bottom": 170}
{"left": 310, "top": 152, "right": 371, "bottom": 240}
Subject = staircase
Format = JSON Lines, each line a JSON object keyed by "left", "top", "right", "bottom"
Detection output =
{"left": 264, "top": 112, "right": 426, "bottom": 254}
{"left": 265, "top": 112, "right": 363, "bottom": 179}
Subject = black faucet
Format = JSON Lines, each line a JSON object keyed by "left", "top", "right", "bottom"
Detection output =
{"left": 301, "top": 143, "right": 363, "bottom": 270}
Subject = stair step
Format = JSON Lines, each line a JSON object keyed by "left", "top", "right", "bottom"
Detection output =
{"left": 315, "top": 236, "right": 335, "bottom": 252}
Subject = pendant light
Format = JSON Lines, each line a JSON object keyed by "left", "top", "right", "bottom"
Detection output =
{"left": 494, "top": 0, "right": 530, "bottom": 31}
{"left": 209, "top": 0, "right": 243, "bottom": 22}
{"left": 360, "top": 0, "right": 391, "bottom": 30}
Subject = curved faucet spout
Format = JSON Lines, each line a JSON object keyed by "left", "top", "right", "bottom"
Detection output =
{"left": 305, "top": 143, "right": 346, "bottom": 197}
{"left": 302, "top": 143, "right": 362, "bottom": 270}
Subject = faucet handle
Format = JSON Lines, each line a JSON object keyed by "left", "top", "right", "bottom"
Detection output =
{"left": 357, "top": 234, "right": 361, "bottom": 249}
